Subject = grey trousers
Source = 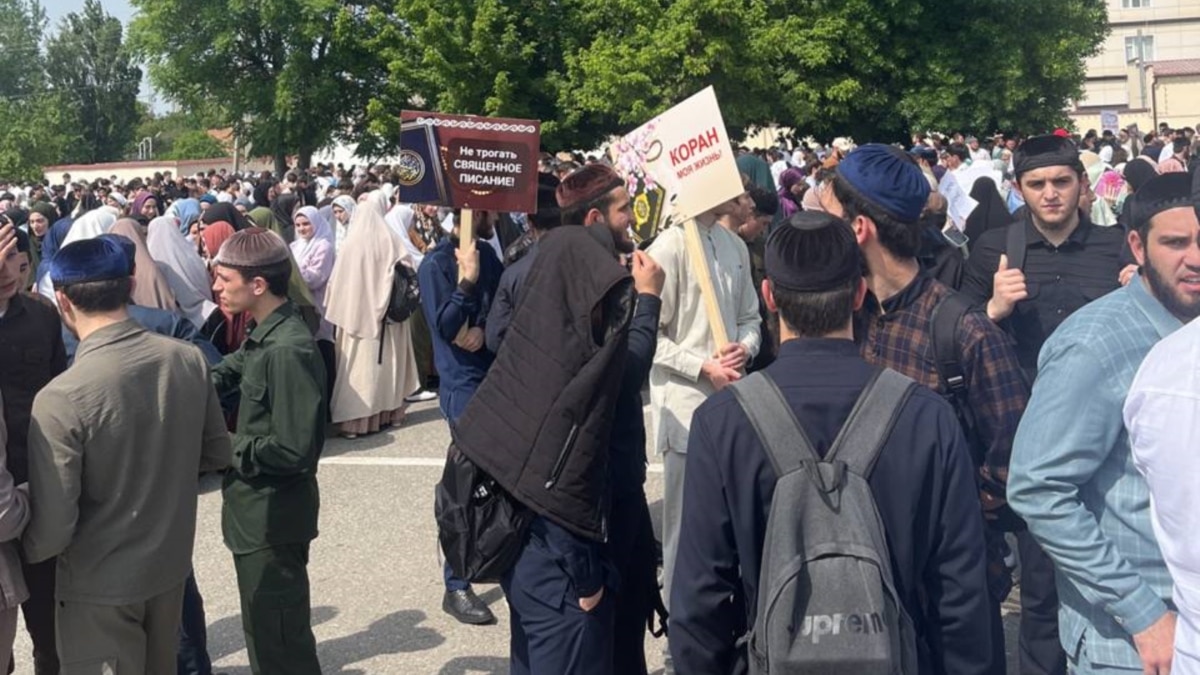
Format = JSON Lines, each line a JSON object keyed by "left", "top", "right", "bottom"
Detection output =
{"left": 661, "top": 449, "right": 687, "bottom": 674}
{"left": 57, "top": 581, "right": 185, "bottom": 675}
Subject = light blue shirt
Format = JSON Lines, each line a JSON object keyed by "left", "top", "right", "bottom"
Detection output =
{"left": 1008, "top": 273, "right": 1179, "bottom": 669}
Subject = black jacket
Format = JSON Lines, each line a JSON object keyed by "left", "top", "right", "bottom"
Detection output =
{"left": 670, "top": 338, "right": 993, "bottom": 675}
{"left": 456, "top": 225, "right": 635, "bottom": 541}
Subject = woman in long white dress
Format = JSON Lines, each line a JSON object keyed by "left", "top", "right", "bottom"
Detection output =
{"left": 323, "top": 190, "right": 419, "bottom": 438}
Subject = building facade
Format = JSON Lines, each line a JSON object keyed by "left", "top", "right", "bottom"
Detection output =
{"left": 1072, "top": 0, "right": 1200, "bottom": 134}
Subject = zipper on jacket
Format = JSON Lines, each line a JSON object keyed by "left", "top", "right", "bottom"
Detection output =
{"left": 545, "top": 423, "right": 580, "bottom": 490}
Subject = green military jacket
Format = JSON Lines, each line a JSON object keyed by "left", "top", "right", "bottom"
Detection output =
{"left": 212, "top": 302, "right": 327, "bottom": 554}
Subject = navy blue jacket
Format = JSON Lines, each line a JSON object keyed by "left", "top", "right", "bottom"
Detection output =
{"left": 670, "top": 338, "right": 992, "bottom": 675}
{"left": 417, "top": 237, "right": 504, "bottom": 424}
{"left": 63, "top": 304, "right": 220, "bottom": 366}
{"left": 485, "top": 242, "right": 538, "bottom": 355}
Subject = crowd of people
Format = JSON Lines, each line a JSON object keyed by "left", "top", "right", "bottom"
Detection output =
{"left": 0, "top": 120, "right": 1196, "bottom": 675}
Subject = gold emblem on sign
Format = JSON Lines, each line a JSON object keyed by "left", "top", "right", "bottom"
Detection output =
{"left": 396, "top": 150, "right": 426, "bottom": 186}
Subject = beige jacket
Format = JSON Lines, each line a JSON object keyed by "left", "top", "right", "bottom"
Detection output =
{"left": 0, "top": 391, "right": 29, "bottom": 610}
{"left": 647, "top": 220, "right": 762, "bottom": 455}
{"left": 24, "top": 320, "right": 231, "bottom": 604}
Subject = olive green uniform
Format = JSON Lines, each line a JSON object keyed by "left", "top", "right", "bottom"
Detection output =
{"left": 211, "top": 302, "right": 327, "bottom": 675}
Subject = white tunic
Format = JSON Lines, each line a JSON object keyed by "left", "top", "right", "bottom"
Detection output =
{"left": 1124, "top": 316, "right": 1200, "bottom": 674}
{"left": 646, "top": 219, "right": 762, "bottom": 455}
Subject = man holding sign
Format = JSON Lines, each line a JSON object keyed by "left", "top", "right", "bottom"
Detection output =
{"left": 648, "top": 194, "right": 761, "bottom": 674}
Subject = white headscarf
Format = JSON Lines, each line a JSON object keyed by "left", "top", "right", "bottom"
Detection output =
{"left": 385, "top": 203, "right": 425, "bottom": 268}
{"left": 331, "top": 195, "right": 356, "bottom": 252}
{"left": 35, "top": 206, "right": 120, "bottom": 302}
{"left": 291, "top": 205, "right": 335, "bottom": 263}
{"left": 146, "top": 215, "right": 217, "bottom": 328}
{"left": 324, "top": 191, "right": 411, "bottom": 339}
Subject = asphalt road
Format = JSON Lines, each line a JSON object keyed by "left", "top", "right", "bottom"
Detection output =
{"left": 10, "top": 398, "right": 1022, "bottom": 674}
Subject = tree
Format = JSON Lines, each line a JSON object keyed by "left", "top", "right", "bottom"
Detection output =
{"left": 165, "top": 130, "right": 227, "bottom": 160}
{"left": 0, "top": 0, "right": 47, "bottom": 99}
{"left": 130, "top": 0, "right": 390, "bottom": 175}
{"left": 363, "top": 0, "right": 1108, "bottom": 150}
{"left": 0, "top": 94, "right": 80, "bottom": 182}
{"left": 44, "top": 0, "right": 141, "bottom": 164}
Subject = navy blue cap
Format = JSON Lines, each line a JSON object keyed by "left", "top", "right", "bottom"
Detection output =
{"left": 837, "top": 144, "right": 930, "bottom": 224}
{"left": 908, "top": 145, "right": 938, "bottom": 163}
{"left": 97, "top": 233, "right": 136, "bottom": 275}
{"left": 49, "top": 237, "right": 130, "bottom": 286}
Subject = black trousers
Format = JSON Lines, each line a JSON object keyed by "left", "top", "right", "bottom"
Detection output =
{"left": 317, "top": 339, "right": 336, "bottom": 417}
{"left": 1017, "top": 530, "right": 1066, "bottom": 675}
{"left": 608, "top": 491, "right": 658, "bottom": 675}
{"left": 501, "top": 529, "right": 614, "bottom": 675}
{"left": 11, "top": 557, "right": 57, "bottom": 675}
{"left": 178, "top": 571, "right": 212, "bottom": 675}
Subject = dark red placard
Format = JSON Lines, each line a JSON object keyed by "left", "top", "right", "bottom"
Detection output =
{"left": 398, "top": 111, "right": 542, "bottom": 213}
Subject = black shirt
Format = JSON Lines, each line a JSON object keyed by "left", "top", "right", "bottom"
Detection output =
{"left": 0, "top": 293, "right": 68, "bottom": 484}
{"left": 960, "top": 214, "right": 1127, "bottom": 377}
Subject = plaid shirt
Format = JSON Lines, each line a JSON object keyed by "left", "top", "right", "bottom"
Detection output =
{"left": 856, "top": 274, "right": 1030, "bottom": 477}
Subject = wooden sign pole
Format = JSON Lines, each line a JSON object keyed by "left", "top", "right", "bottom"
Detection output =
{"left": 455, "top": 208, "right": 474, "bottom": 344}
{"left": 681, "top": 218, "right": 730, "bottom": 350}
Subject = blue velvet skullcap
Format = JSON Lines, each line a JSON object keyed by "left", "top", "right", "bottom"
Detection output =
{"left": 97, "top": 233, "right": 137, "bottom": 275}
{"left": 49, "top": 237, "right": 130, "bottom": 286}
{"left": 836, "top": 144, "right": 930, "bottom": 224}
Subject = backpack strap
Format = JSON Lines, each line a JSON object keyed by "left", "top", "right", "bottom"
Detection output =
{"left": 729, "top": 371, "right": 821, "bottom": 478}
{"left": 1005, "top": 219, "right": 1027, "bottom": 271}
{"left": 826, "top": 368, "right": 916, "bottom": 480}
{"left": 930, "top": 292, "right": 971, "bottom": 404}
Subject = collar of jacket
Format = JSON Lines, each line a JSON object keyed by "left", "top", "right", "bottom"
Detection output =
{"left": 75, "top": 318, "right": 144, "bottom": 361}
{"left": 246, "top": 301, "right": 298, "bottom": 345}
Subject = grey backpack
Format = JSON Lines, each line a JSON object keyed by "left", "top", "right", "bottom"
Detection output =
{"left": 730, "top": 368, "right": 919, "bottom": 675}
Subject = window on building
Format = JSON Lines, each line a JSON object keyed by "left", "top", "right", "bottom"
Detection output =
{"left": 1125, "top": 35, "right": 1155, "bottom": 62}
{"left": 1122, "top": 0, "right": 1150, "bottom": 7}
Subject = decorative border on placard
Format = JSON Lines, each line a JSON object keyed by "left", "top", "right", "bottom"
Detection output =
{"left": 414, "top": 117, "right": 538, "bottom": 135}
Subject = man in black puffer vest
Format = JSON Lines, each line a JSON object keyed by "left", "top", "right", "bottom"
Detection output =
{"left": 483, "top": 165, "right": 666, "bottom": 674}
{"left": 455, "top": 167, "right": 651, "bottom": 675}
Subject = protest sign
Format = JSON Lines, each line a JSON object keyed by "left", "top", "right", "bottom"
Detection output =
{"left": 609, "top": 86, "right": 743, "bottom": 243}
{"left": 939, "top": 172, "right": 978, "bottom": 232}
{"left": 1100, "top": 110, "right": 1120, "bottom": 134}
{"left": 399, "top": 111, "right": 542, "bottom": 213}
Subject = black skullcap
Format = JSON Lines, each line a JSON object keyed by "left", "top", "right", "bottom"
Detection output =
{"left": 12, "top": 227, "right": 29, "bottom": 255}
{"left": 1013, "top": 135, "right": 1084, "bottom": 178}
{"left": 765, "top": 211, "right": 861, "bottom": 292}
{"left": 531, "top": 173, "right": 561, "bottom": 230}
{"left": 1129, "top": 172, "right": 1193, "bottom": 231}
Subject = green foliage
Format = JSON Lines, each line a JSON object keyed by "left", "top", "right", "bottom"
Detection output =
{"left": 0, "top": 0, "right": 47, "bottom": 98}
{"left": 163, "top": 130, "right": 227, "bottom": 160}
{"left": 44, "top": 0, "right": 142, "bottom": 163}
{"left": 129, "top": 0, "right": 390, "bottom": 172}
{"left": 0, "top": 94, "right": 81, "bottom": 183}
{"left": 364, "top": 0, "right": 1108, "bottom": 149}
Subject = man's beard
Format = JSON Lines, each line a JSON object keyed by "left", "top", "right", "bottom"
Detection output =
{"left": 1143, "top": 259, "right": 1200, "bottom": 322}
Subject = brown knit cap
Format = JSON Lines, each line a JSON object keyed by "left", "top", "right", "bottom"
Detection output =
{"left": 214, "top": 226, "right": 290, "bottom": 267}
{"left": 555, "top": 164, "right": 625, "bottom": 210}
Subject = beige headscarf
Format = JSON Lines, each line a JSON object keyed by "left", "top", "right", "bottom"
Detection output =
{"left": 109, "top": 218, "right": 178, "bottom": 311}
{"left": 323, "top": 190, "right": 412, "bottom": 339}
